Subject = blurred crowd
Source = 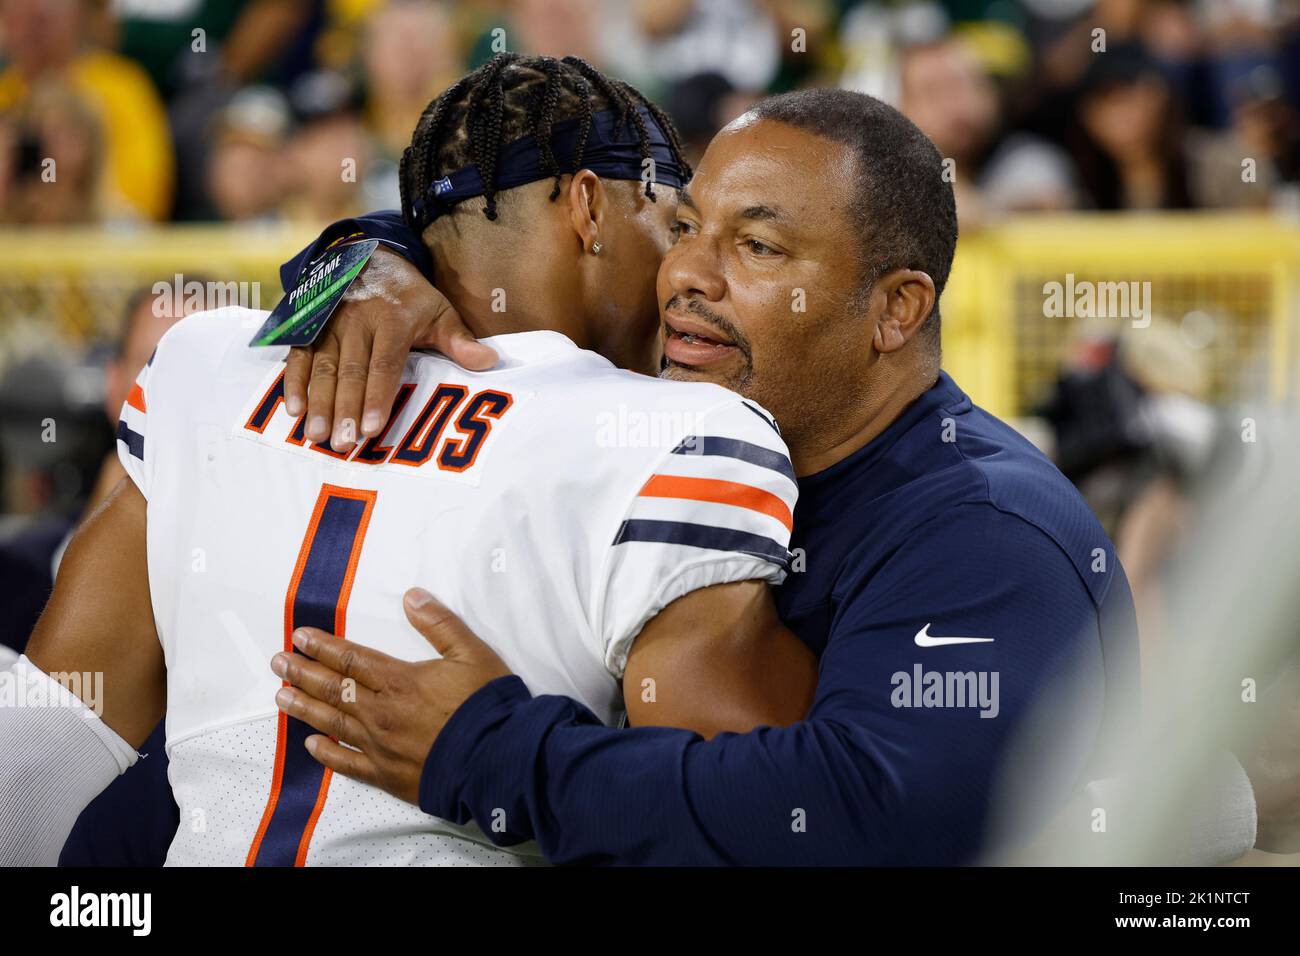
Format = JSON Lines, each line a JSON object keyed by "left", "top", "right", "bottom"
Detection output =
{"left": 0, "top": 0, "right": 1297, "bottom": 229}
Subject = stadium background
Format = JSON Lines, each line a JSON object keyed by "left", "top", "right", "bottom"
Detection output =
{"left": 0, "top": 0, "right": 1298, "bottom": 865}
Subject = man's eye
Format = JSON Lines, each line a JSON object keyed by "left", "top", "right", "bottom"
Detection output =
{"left": 746, "top": 239, "right": 777, "bottom": 256}
{"left": 671, "top": 220, "right": 695, "bottom": 239}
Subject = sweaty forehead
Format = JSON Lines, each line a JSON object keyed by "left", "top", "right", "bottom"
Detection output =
{"left": 688, "top": 119, "right": 859, "bottom": 225}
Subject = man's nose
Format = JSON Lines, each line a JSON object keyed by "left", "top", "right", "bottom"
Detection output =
{"left": 664, "top": 233, "right": 725, "bottom": 302}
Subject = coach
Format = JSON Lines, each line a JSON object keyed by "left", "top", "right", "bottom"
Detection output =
{"left": 272, "top": 90, "right": 1139, "bottom": 865}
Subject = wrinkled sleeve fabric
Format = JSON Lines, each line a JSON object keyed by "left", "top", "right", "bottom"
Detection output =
{"left": 420, "top": 503, "right": 1119, "bottom": 865}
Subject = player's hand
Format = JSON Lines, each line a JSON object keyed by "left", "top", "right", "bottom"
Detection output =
{"left": 270, "top": 587, "right": 511, "bottom": 806}
{"left": 283, "top": 246, "right": 498, "bottom": 454}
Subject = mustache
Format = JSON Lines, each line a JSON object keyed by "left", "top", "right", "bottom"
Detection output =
{"left": 662, "top": 295, "right": 753, "bottom": 360}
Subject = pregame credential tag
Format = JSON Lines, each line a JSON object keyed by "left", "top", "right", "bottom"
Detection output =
{"left": 250, "top": 239, "right": 379, "bottom": 347}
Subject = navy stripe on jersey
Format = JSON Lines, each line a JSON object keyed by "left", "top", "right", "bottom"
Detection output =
{"left": 670, "top": 436, "right": 796, "bottom": 486}
{"left": 613, "top": 518, "right": 790, "bottom": 570}
{"left": 116, "top": 420, "right": 145, "bottom": 461}
{"left": 251, "top": 492, "right": 373, "bottom": 867}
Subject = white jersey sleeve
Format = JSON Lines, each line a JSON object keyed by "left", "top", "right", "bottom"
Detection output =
{"left": 114, "top": 349, "right": 156, "bottom": 499}
{"left": 594, "top": 397, "right": 798, "bottom": 678}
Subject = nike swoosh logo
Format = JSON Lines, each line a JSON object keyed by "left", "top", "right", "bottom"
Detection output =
{"left": 913, "top": 623, "right": 995, "bottom": 647}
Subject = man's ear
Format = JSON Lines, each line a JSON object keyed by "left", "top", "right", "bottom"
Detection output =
{"left": 871, "top": 269, "right": 936, "bottom": 354}
{"left": 565, "top": 169, "right": 604, "bottom": 254}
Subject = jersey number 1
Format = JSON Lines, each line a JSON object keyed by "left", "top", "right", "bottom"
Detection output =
{"left": 246, "top": 484, "right": 377, "bottom": 867}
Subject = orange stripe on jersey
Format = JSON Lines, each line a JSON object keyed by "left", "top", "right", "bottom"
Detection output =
{"left": 637, "top": 475, "right": 793, "bottom": 531}
{"left": 295, "top": 768, "right": 334, "bottom": 867}
{"left": 126, "top": 382, "right": 147, "bottom": 413}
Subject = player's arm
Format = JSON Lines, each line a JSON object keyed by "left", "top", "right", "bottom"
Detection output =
{"left": 0, "top": 477, "right": 161, "bottom": 865}
{"left": 24, "top": 477, "right": 164, "bottom": 746}
{"left": 622, "top": 580, "right": 816, "bottom": 738}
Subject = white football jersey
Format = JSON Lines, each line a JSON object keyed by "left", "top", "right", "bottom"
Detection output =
{"left": 116, "top": 307, "right": 797, "bottom": 866}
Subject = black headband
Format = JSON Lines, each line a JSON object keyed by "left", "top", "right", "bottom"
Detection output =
{"left": 409, "top": 106, "right": 687, "bottom": 227}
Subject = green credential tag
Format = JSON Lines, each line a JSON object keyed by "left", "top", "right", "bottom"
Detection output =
{"left": 250, "top": 239, "right": 379, "bottom": 347}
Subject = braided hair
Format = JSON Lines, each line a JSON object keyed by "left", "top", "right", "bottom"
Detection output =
{"left": 399, "top": 53, "right": 692, "bottom": 232}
